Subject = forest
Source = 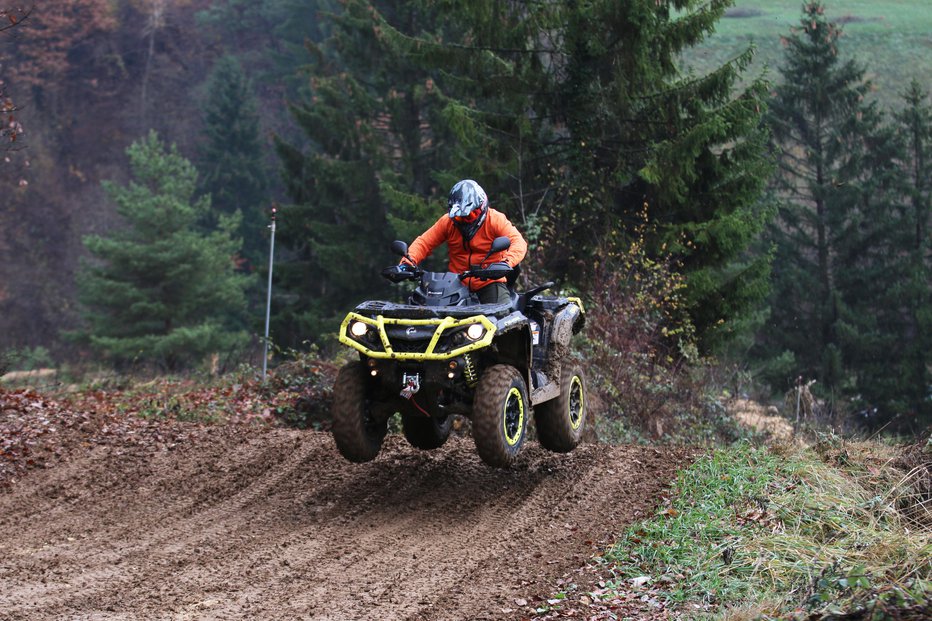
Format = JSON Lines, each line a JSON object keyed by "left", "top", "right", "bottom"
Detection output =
{"left": 0, "top": 0, "right": 929, "bottom": 433}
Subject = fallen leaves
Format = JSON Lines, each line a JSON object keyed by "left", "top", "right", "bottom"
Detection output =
{"left": 0, "top": 386, "right": 209, "bottom": 488}
{"left": 0, "top": 360, "right": 342, "bottom": 489}
{"left": 522, "top": 562, "right": 679, "bottom": 621}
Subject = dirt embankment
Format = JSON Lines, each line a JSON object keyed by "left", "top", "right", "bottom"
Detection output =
{"left": 0, "top": 421, "right": 685, "bottom": 621}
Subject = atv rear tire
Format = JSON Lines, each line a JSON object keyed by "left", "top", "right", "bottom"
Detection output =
{"left": 472, "top": 365, "right": 529, "bottom": 468}
{"left": 332, "top": 361, "right": 387, "bottom": 462}
{"left": 401, "top": 411, "right": 453, "bottom": 450}
{"left": 535, "top": 363, "right": 586, "bottom": 452}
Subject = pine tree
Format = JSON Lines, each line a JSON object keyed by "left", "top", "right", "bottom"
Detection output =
{"left": 76, "top": 131, "right": 249, "bottom": 370}
{"left": 763, "top": 1, "right": 883, "bottom": 393}
{"left": 273, "top": 0, "right": 402, "bottom": 344}
{"left": 831, "top": 111, "right": 908, "bottom": 421}
{"left": 541, "top": 1, "right": 773, "bottom": 351}
{"left": 382, "top": 1, "right": 773, "bottom": 351}
{"left": 199, "top": 55, "right": 270, "bottom": 268}
{"left": 890, "top": 81, "right": 932, "bottom": 425}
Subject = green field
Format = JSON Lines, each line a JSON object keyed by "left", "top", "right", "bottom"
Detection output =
{"left": 685, "top": 0, "right": 932, "bottom": 110}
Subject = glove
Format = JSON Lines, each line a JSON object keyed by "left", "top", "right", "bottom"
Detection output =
{"left": 382, "top": 264, "right": 417, "bottom": 282}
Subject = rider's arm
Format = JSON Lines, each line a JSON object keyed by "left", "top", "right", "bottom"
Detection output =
{"left": 490, "top": 210, "right": 528, "bottom": 267}
{"left": 404, "top": 215, "right": 451, "bottom": 265}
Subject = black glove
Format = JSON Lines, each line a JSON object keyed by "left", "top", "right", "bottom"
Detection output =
{"left": 381, "top": 264, "right": 418, "bottom": 282}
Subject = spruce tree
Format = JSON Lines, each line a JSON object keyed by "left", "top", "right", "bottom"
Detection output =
{"left": 763, "top": 1, "right": 882, "bottom": 394}
{"left": 199, "top": 55, "right": 269, "bottom": 268}
{"left": 76, "top": 131, "right": 249, "bottom": 370}
{"left": 273, "top": 0, "right": 407, "bottom": 344}
{"left": 890, "top": 81, "right": 932, "bottom": 425}
{"left": 542, "top": 1, "right": 773, "bottom": 351}
{"left": 196, "top": 0, "right": 334, "bottom": 103}
{"left": 831, "top": 111, "right": 908, "bottom": 421}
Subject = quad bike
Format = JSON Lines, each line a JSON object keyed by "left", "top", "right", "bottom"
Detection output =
{"left": 332, "top": 236, "right": 586, "bottom": 468}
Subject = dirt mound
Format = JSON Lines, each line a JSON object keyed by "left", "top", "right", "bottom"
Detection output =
{"left": 0, "top": 420, "right": 686, "bottom": 620}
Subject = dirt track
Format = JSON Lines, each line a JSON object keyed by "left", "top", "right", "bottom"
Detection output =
{"left": 0, "top": 426, "right": 683, "bottom": 620}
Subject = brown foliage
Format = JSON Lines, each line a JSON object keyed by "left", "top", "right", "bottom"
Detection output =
{"left": 0, "top": 0, "right": 222, "bottom": 356}
{"left": 6, "top": 1, "right": 115, "bottom": 88}
{"left": 0, "top": 385, "right": 210, "bottom": 488}
{"left": 0, "top": 5, "right": 31, "bottom": 35}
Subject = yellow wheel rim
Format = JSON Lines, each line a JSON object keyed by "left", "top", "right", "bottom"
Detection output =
{"left": 569, "top": 375, "right": 584, "bottom": 431}
{"left": 503, "top": 387, "right": 525, "bottom": 446}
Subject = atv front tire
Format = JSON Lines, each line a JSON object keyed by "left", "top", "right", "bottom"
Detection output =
{"left": 472, "top": 365, "right": 529, "bottom": 467}
{"left": 535, "top": 363, "right": 586, "bottom": 452}
{"left": 332, "top": 362, "right": 387, "bottom": 462}
{"left": 401, "top": 411, "right": 453, "bottom": 450}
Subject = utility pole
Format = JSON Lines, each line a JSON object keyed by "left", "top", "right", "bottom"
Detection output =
{"left": 262, "top": 205, "right": 277, "bottom": 382}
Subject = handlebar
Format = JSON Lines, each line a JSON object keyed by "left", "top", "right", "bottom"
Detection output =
{"left": 381, "top": 264, "right": 421, "bottom": 283}
{"left": 382, "top": 263, "right": 515, "bottom": 284}
{"left": 459, "top": 264, "right": 514, "bottom": 282}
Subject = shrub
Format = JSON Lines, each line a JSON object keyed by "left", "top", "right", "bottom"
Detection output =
{"left": 580, "top": 225, "right": 735, "bottom": 443}
{"left": 262, "top": 346, "right": 338, "bottom": 429}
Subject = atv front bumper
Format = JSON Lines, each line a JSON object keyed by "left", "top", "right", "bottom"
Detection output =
{"left": 338, "top": 313, "right": 497, "bottom": 361}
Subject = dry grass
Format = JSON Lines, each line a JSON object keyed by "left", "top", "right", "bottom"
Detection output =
{"left": 735, "top": 438, "right": 932, "bottom": 616}
{"left": 608, "top": 439, "right": 932, "bottom": 619}
{"left": 729, "top": 398, "right": 795, "bottom": 443}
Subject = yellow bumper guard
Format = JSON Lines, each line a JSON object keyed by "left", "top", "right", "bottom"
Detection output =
{"left": 338, "top": 313, "right": 498, "bottom": 361}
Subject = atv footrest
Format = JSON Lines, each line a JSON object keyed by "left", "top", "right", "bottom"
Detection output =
{"left": 531, "top": 381, "right": 560, "bottom": 405}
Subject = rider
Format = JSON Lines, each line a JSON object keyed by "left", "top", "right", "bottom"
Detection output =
{"left": 403, "top": 179, "right": 527, "bottom": 305}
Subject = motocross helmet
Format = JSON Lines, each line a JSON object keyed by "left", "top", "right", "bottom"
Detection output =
{"left": 448, "top": 179, "right": 488, "bottom": 241}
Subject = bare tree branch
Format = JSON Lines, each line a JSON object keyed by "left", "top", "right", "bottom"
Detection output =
{"left": 0, "top": 5, "right": 33, "bottom": 151}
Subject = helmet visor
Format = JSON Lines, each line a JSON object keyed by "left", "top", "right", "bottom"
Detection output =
{"left": 451, "top": 207, "right": 482, "bottom": 223}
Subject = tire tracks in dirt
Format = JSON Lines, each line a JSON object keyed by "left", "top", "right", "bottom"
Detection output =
{"left": 0, "top": 426, "right": 687, "bottom": 620}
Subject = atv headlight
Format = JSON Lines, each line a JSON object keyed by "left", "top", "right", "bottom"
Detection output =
{"left": 465, "top": 323, "right": 485, "bottom": 341}
{"left": 350, "top": 321, "right": 369, "bottom": 338}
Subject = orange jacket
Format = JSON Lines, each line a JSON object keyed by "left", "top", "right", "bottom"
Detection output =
{"left": 407, "top": 208, "right": 528, "bottom": 291}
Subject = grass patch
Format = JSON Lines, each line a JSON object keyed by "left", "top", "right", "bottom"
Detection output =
{"left": 605, "top": 439, "right": 932, "bottom": 618}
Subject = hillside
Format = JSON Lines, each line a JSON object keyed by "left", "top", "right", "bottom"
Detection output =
{"left": 686, "top": 0, "right": 932, "bottom": 109}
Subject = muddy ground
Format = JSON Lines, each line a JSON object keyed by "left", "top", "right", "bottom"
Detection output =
{"left": 0, "top": 423, "right": 685, "bottom": 620}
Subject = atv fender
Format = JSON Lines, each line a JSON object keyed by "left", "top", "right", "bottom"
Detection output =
{"left": 550, "top": 303, "right": 581, "bottom": 353}
{"left": 530, "top": 302, "right": 582, "bottom": 406}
